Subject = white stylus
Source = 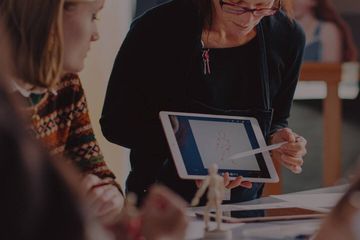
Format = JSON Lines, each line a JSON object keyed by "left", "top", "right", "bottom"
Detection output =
{"left": 227, "top": 141, "right": 288, "bottom": 161}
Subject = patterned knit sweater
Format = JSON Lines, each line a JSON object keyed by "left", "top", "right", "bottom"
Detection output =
{"left": 16, "top": 73, "right": 120, "bottom": 191}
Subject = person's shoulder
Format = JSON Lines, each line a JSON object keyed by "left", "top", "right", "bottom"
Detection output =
{"left": 268, "top": 11, "right": 305, "bottom": 40}
{"left": 321, "top": 21, "right": 340, "bottom": 32}
{"left": 264, "top": 11, "right": 305, "bottom": 51}
{"left": 130, "top": 0, "right": 196, "bottom": 31}
{"left": 320, "top": 21, "right": 341, "bottom": 39}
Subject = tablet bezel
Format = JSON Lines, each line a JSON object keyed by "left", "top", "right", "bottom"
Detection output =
{"left": 159, "top": 111, "right": 279, "bottom": 183}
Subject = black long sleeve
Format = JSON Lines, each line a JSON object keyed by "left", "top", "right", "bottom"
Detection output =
{"left": 101, "top": 20, "right": 158, "bottom": 150}
{"left": 270, "top": 22, "right": 306, "bottom": 134}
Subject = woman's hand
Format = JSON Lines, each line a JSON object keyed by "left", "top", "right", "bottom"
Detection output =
{"left": 141, "top": 185, "right": 188, "bottom": 240}
{"left": 82, "top": 174, "right": 124, "bottom": 225}
{"left": 270, "top": 128, "right": 307, "bottom": 174}
{"left": 195, "top": 173, "right": 253, "bottom": 189}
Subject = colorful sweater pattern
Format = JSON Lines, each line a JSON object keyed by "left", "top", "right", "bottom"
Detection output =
{"left": 21, "top": 74, "right": 118, "bottom": 183}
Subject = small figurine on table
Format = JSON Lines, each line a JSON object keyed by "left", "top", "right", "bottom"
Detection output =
{"left": 191, "top": 164, "right": 231, "bottom": 239}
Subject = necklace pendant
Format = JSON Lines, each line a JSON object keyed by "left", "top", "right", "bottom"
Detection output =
{"left": 202, "top": 49, "right": 211, "bottom": 75}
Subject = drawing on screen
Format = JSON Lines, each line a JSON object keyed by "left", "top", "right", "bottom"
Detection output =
{"left": 216, "top": 130, "right": 231, "bottom": 162}
{"left": 216, "top": 131, "right": 246, "bottom": 168}
{"left": 189, "top": 119, "right": 260, "bottom": 171}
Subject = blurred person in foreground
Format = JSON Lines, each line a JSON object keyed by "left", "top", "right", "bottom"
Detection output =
{"left": 0, "top": 0, "right": 187, "bottom": 239}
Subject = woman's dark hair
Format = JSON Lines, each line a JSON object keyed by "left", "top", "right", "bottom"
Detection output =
{"left": 312, "top": 0, "right": 358, "bottom": 61}
{"left": 193, "top": 0, "right": 294, "bottom": 30}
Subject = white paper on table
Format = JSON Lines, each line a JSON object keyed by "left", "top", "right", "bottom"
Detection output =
{"left": 271, "top": 193, "right": 344, "bottom": 209}
{"left": 242, "top": 221, "right": 322, "bottom": 239}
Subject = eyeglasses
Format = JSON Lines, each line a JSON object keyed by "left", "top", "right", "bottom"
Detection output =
{"left": 219, "top": 0, "right": 281, "bottom": 17}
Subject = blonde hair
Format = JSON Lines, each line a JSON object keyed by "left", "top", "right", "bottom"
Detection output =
{"left": 0, "top": 0, "right": 64, "bottom": 88}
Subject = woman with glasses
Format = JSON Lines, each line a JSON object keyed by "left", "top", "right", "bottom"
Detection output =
{"left": 101, "top": 0, "right": 308, "bottom": 205}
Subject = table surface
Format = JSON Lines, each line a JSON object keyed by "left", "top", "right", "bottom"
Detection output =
{"left": 186, "top": 184, "right": 349, "bottom": 240}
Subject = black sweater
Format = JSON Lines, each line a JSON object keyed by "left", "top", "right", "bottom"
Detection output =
{"left": 101, "top": 0, "right": 305, "bottom": 202}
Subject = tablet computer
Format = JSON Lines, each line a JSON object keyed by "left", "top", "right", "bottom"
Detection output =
{"left": 159, "top": 111, "right": 279, "bottom": 182}
{"left": 195, "top": 207, "right": 327, "bottom": 223}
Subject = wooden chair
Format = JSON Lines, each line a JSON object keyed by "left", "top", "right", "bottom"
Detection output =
{"left": 264, "top": 63, "right": 343, "bottom": 196}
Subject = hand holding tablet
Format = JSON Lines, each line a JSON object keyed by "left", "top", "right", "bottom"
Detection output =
{"left": 159, "top": 111, "right": 279, "bottom": 183}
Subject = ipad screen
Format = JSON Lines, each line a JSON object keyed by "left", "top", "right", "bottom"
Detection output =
{"left": 169, "top": 114, "right": 270, "bottom": 178}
